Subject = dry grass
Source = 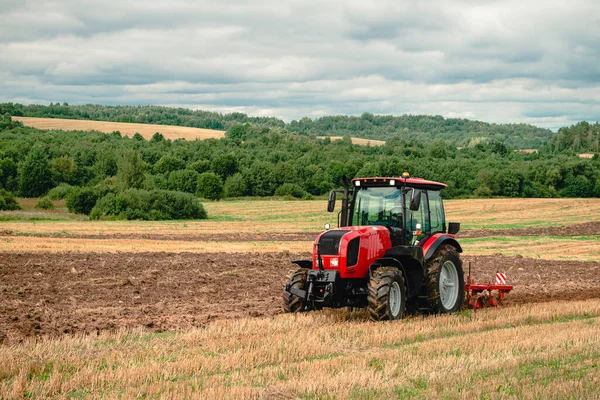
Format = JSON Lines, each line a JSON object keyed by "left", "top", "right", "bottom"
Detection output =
{"left": 1, "top": 299, "right": 598, "bottom": 399}
{"left": 1, "top": 199, "right": 336, "bottom": 235}
{"left": 316, "top": 136, "right": 386, "bottom": 146}
{"left": 2, "top": 198, "right": 599, "bottom": 258}
{"left": 2, "top": 234, "right": 598, "bottom": 260}
{"left": 13, "top": 117, "right": 225, "bottom": 141}
{"left": 462, "top": 236, "right": 600, "bottom": 262}
{"left": 0, "top": 236, "right": 308, "bottom": 253}
{"left": 4, "top": 198, "right": 597, "bottom": 235}
{"left": 445, "top": 198, "right": 600, "bottom": 229}
{"left": 516, "top": 149, "right": 538, "bottom": 154}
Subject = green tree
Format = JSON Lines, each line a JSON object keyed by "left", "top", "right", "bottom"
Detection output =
{"left": 94, "top": 151, "right": 118, "bottom": 179}
{"left": 52, "top": 156, "right": 78, "bottom": 184}
{"left": 189, "top": 159, "right": 211, "bottom": 174}
{"left": 223, "top": 173, "right": 247, "bottom": 197}
{"left": 150, "top": 132, "right": 165, "bottom": 143}
{"left": 227, "top": 123, "right": 250, "bottom": 140}
{"left": 18, "top": 148, "right": 54, "bottom": 197}
{"left": 154, "top": 155, "right": 185, "bottom": 175}
{"left": 117, "top": 151, "right": 146, "bottom": 189}
{"left": 274, "top": 162, "right": 298, "bottom": 185}
{"left": 196, "top": 172, "right": 223, "bottom": 200}
{"left": 246, "top": 161, "right": 276, "bottom": 196}
{"left": 429, "top": 140, "right": 448, "bottom": 159}
{"left": 211, "top": 154, "right": 238, "bottom": 179}
{"left": 0, "top": 158, "right": 18, "bottom": 191}
{"left": 168, "top": 169, "right": 199, "bottom": 193}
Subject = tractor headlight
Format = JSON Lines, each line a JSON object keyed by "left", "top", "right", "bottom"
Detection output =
{"left": 330, "top": 258, "right": 339, "bottom": 267}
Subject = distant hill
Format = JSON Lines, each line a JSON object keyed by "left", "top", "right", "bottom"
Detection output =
{"left": 287, "top": 113, "right": 554, "bottom": 149}
{"left": 1, "top": 103, "right": 554, "bottom": 149}
{"left": 543, "top": 121, "right": 600, "bottom": 154}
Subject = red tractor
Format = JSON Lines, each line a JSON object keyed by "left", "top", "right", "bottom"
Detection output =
{"left": 283, "top": 173, "right": 464, "bottom": 321}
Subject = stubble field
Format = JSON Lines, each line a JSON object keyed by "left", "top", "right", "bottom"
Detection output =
{"left": 1, "top": 198, "right": 599, "bottom": 398}
{"left": 12, "top": 117, "right": 226, "bottom": 141}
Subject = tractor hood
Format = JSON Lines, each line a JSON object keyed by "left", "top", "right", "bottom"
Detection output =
{"left": 312, "top": 226, "right": 392, "bottom": 278}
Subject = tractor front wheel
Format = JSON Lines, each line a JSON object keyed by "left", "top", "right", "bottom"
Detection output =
{"left": 367, "top": 267, "right": 407, "bottom": 321}
{"left": 425, "top": 245, "right": 464, "bottom": 314}
{"left": 283, "top": 269, "right": 308, "bottom": 313}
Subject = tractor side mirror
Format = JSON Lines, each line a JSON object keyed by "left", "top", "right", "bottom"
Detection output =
{"left": 327, "top": 190, "right": 336, "bottom": 212}
{"left": 448, "top": 222, "right": 460, "bottom": 235}
{"left": 409, "top": 189, "right": 421, "bottom": 211}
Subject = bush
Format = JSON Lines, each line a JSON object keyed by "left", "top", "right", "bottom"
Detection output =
{"left": 274, "top": 183, "right": 306, "bottom": 199}
{"left": 90, "top": 189, "right": 207, "bottom": 220}
{"left": 35, "top": 197, "right": 55, "bottom": 210}
{"left": 0, "top": 189, "right": 20, "bottom": 211}
{"left": 223, "top": 173, "right": 247, "bottom": 197}
{"left": 47, "top": 183, "right": 75, "bottom": 200}
{"left": 66, "top": 187, "right": 99, "bottom": 215}
{"left": 197, "top": 172, "right": 223, "bottom": 200}
{"left": 168, "top": 169, "right": 199, "bottom": 194}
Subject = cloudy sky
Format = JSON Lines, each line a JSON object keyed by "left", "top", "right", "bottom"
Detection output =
{"left": 1, "top": 0, "right": 598, "bottom": 130}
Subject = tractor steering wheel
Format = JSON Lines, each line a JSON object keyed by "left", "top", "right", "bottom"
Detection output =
{"left": 389, "top": 207, "right": 403, "bottom": 227}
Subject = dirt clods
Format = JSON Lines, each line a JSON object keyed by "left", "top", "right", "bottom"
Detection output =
{"left": 0, "top": 251, "right": 598, "bottom": 343}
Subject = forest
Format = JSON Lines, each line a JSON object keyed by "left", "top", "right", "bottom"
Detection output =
{"left": 1, "top": 103, "right": 555, "bottom": 149}
{"left": 0, "top": 111, "right": 598, "bottom": 220}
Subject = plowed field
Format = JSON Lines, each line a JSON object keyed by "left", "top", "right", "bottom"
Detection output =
{"left": 1, "top": 251, "right": 599, "bottom": 344}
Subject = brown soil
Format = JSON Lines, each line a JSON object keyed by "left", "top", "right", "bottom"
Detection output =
{"left": 0, "top": 230, "right": 318, "bottom": 242}
{"left": 461, "top": 221, "right": 600, "bottom": 238}
{"left": 0, "top": 252, "right": 598, "bottom": 344}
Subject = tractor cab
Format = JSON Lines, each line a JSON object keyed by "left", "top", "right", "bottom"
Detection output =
{"left": 348, "top": 176, "right": 450, "bottom": 246}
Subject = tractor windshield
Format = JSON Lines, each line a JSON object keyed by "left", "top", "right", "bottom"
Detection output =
{"left": 351, "top": 187, "right": 404, "bottom": 228}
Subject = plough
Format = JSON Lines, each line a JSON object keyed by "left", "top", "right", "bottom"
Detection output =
{"left": 464, "top": 263, "right": 513, "bottom": 309}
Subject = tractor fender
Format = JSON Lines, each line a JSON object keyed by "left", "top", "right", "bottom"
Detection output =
{"left": 292, "top": 260, "right": 312, "bottom": 269}
{"left": 370, "top": 256, "right": 423, "bottom": 298}
{"left": 422, "top": 234, "right": 462, "bottom": 260}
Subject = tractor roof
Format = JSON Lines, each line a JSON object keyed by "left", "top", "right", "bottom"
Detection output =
{"left": 351, "top": 176, "right": 447, "bottom": 190}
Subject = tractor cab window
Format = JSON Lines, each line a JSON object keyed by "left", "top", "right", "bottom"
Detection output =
{"left": 428, "top": 190, "right": 445, "bottom": 234}
{"left": 406, "top": 190, "right": 429, "bottom": 244}
{"left": 351, "top": 187, "right": 403, "bottom": 227}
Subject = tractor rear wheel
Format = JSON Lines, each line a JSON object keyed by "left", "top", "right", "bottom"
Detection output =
{"left": 367, "top": 267, "right": 407, "bottom": 321}
{"left": 283, "top": 269, "right": 308, "bottom": 313}
{"left": 425, "top": 245, "right": 464, "bottom": 314}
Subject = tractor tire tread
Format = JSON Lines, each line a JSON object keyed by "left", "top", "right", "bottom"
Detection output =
{"left": 367, "top": 267, "right": 407, "bottom": 321}
{"left": 282, "top": 269, "right": 308, "bottom": 313}
{"left": 424, "top": 244, "right": 464, "bottom": 314}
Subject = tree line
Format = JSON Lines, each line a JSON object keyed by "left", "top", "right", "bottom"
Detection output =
{"left": 544, "top": 121, "right": 600, "bottom": 154}
{"left": 1, "top": 103, "right": 557, "bottom": 149}
{"left": 0, "top": 114, "right": 599, "bottom": 220}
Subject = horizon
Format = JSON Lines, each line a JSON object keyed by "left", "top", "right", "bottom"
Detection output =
{"left": 13, "top": 101, "right": 600, "bottom": 133}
